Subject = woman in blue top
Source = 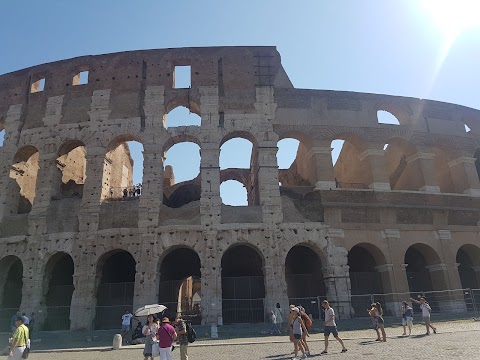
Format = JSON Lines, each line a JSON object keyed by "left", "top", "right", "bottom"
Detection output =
{"left": 401, "top": 301, "right": 414, "bottom": 336}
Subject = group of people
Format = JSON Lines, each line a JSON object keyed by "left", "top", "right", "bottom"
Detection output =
{"left": 367, "top": 297, "right": 437, "bottom": 341}
{"left": 270, "top": 300, "right": 347, "bottom": 359}
{"left": 120, "top": 184, "right": 142, "bottom": 198}
{"left": 120, "top": 309, "right": 189, "bottom": 360}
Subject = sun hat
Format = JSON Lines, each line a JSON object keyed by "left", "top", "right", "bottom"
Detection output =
{"left": 161, "top": 317, "right": 170, "bottom": 324}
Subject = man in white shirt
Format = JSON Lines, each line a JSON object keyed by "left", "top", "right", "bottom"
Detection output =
{"left": 321, "top": 300, "right": 347, "bottom": 355}
{"left": 121, "top": 309, "right": 133, "bottom": 343}
{"left": 21, "top": 313, "right": 30, "bottom": 326}
{"left": 410, "top": 297, "right": 437, "bottom": 335}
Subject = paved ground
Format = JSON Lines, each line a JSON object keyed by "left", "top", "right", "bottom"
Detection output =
{"left": 18, "top": 320, "right": 480, "bottom": 359}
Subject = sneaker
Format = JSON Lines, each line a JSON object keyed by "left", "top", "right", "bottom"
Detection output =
{"left": 341, "top": 348, "right": 348, "bottom": 353}
{"left": 426, "top": 332, "right": 430, "bottom": 335}
{"left": 306, "top": 351, "right": 311, "bottom": 357}
{"left": 301, "top": 355, "right": 307, "bottom": 359}
{"left": 433, "top": 328, "right": 437, "bottom": 334}
{"left": 321, "top": 350, "right": 328, "bottom": 354}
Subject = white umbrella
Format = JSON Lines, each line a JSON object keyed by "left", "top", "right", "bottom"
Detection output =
{"left": 134, "top": 304, "right": 167, "bottom": 317}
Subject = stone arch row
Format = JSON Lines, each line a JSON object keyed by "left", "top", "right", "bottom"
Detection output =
{"left": 2, "top": 241, "right": 479, "bottom": 330}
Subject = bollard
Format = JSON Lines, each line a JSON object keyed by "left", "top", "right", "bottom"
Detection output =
{"left": 210, "top": 324, "right": 218, "bottom": 339}
{"left": 112, "top": 334, "right": 122, "bottom": 350}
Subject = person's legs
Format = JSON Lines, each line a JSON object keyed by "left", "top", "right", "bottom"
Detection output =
{"left": 424, "top": 317, "right": 431, "bottom": 334}
{"left": 180, "top": 344, "right": 188, "bottom": 360}
{"left": 379, "top": 324, "right": 386, "bottom": 341}
{"left": 323, "top": 336, "right": 329, "bottom": 353}
{"left": 402, "top": 319, "right": 407, "bottom": 335}
{"left": 334, "top": 335, "right": 347, "bottom": 351}
{"left": 293, "top": 339, "right": 299, "bottom": 358}
{"left": 374, "top": 328, "right": 381, "bottom": 340}
{"left": 301, "top": 333, "right": 310, "bottom": 354}
{"left": 165, "top": 347, "right": 173, "bottom": 360}
{"left": 407, "top": 317, "right": 413, "bottom": 335}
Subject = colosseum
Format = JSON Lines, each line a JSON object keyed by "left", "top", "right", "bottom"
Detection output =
{"left": 0, "top": 46, "right": 480, "bottom": 331}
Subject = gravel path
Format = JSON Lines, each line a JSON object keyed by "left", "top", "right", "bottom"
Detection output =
{"left": 26, "top": 320, "right": 480, "bottom": 359}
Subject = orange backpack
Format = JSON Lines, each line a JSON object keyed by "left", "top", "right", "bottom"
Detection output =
{"left": 301, "top": 312, "right": 313, "bottom": 329}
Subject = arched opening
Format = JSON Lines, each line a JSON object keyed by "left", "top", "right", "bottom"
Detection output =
{"left": 377, "top": 110, "right": 400, "bottom": 125}
{"left": 164, "top": 106, "right": 201, "bottom": 128}
{"left": 277, "top": 138, "right": 312, "bottom": 187}
{"left": 0, "top": 256, "right": 23, "bottom": 332}
{"left": 221, "top": 245, "right": 265, "bottom": 323}
{"left": 285, "top": 245, "right": 325, "bottom": 319}
{"left": 220, "top": 180, "right": 248, "bottom": 206}
{"left": 220, "top": 136, "right": 258, "bottom": 206}
{"left": 158, "top": 248, "right": 201, "bottom": 324}
{"left": 405, "top": 244, "right": 445, "bottom": 312}
{"left": 457, "top": 245, "right": 480, "bottom": 289}
{"left": 331, "top": 135, "right": 369, "bottom": 189}
{"left": 95, "top": 251, "right": 136, "bottom": 330}
{"left": 9, "top": 146, "right": 39, "bottom": 214}
{"left": 54, "top": 141, "right": 86, "bottom": 200}
{"left": 43, "top": 253, "right": 74, "bottom": 330}
{"left": 101, "top": 137, "right": 143, "bottom": 201}
{"left": 163, "top": 142, "right": 201, "bottom": 208}
{"left": 348, "top": 244, "right": 391, "bottom": 317}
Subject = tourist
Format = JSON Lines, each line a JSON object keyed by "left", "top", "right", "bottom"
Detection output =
{"left": 291, "top": 307, "right": 307, "bottom": 359}
{"left": 274, "top": 303, "right": 284, "bottom": 334}
{"left": 269, "top": 310, "right": 280, "bottom": 335}
{"left": 130, "top": 321, "right": 144, "bottom": 344}
{"left": 174, "top": 315, "right": 189, "bottom": 360}
{"left": 142, "top": 315, "right": 159, "bottom": 360}
{"left": 121, "top": 309, "right": 133, "bottom": 343}
{"left": 21, "top": 313, "right": 29, "bottom": 329}
{"left": 298, "top": 306, "right": 311, "bottom": 357}
{"left": 8, "top": 316, "right": 29, "bottom": 360}
{"left": 29, "top": 312, "right": 35, "bottom": 338}
{"left": 368, "top": 302, "right": 386, "bottom": 342}
{"left": 321, "top": 300, "right": 347, "bottom": 354}
{"left": 123, "top": 188, "right": 128, "bottom": 198}
{"left": 157, "top": 317, "right": 177, "bottom": 360}
{"left": 401, "top": 301, "right": 413, "bottom": 336}
{"left": 10, "top": 312, "right": 21, "bottom": 332}
{"left": 288, "top": 304, "right": 295, "bottom": 342}
{"left": 410, "top": 297, "right": 437, "bottom": 335}
{"left": 368, "top": 304, "right": 380, "bottom": 341}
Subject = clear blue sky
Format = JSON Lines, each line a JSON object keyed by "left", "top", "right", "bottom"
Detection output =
{"left": 1, "top": 1, "right": 479, "bottom": 205}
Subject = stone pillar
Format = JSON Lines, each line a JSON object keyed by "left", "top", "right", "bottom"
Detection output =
{"left": 374, "top": 264, "right": 401, "bottom": 316}
{"left": 200, "top": 145, "right": 222, "bottom": 226}
{"left": 138, "top": 144, "right": 164, "bottom": 228}
{"left": 308, "top": 143, "right": 336, "bottom": 190}
{"left": 448, "top": 156, "right": 480, "bottom": 196}
{"left": 472, "top": 266, "right": 480, "bottom": 288}
{"left": 0, "top": 105, "right": 23, "bottom": 221}
{"left": 133, "top": 235, "right": 159, "bottom": 311}
{"left": 358, "top": 147, "right": 391, "bottom": 191}
{"left": 406, "top": 150, "right": 440, "bottom": 193}
{"left": 19, "top": 257, "right": 45, "bottom": 326}
{"left": 70, "top": 258, "right": 98, "bottom": 331}
{"left": 426, "top": 263, "right": 466, "bottom": 312}
{"left": 78, "top": 147, "right": 106, "bottom": 232}
{"left": 257, "top": 144, "right": 283, "bottom": 224}
{"left": 28, "top": 152, "right": 58, "bottom": 235}
{"left": 323, "top": 229, "right": 352, "bottom": 319}
{"left": 264, "top": 232, "right": 289, "bottom": 318}
{"left": 200, "top": 231, "right": 222, "bottom": 325}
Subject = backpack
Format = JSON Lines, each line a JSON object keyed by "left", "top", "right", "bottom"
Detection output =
{"left": 301, "top": 312, "right": 313, "bottom": 329}
{"left": 186, "top": 321, "right": 196, "bottom": 343}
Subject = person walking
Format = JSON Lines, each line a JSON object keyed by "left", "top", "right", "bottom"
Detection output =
{"left": 10, "top": 312, "right": 21, "bottom": 332}
{"left": 121, "top": 309, "right": 133, "bottom": 343}
{"left": 401, "top": 301, "right": 414, "bottom": 336}
{"left": 174, "top": 316, "right": 189, "bottom": 360}
{"left": 290, "top": 307, "right": 307, "bottom": 360}
{"left": 157, "top": 317, "right": 177, "bottom": 360}
{"left": 8, "top": 316, "right": 29, "bottom": 360}
{"left": 274, "top": 303, "right": 284, "bottom": 334}
{"left": 142, "top": 315, "right": 159, "bottom": 360}
{"left": 410, "top": 297, "right": 437, "bottom": 335}
{"left": 368, "top": 303, "right": 386, "bottom": 342}
{"left": 321, "top": 300, "right": 347, "bottom": 354}
{"left": 298, "top": 306, "right": 311, "bottom": 357}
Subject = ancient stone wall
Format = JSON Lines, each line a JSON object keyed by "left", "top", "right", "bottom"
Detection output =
{"left": 0, "top": 46, "right": 480, "bottom": 330}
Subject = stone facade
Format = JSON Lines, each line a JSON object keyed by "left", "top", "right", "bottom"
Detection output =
{"left": 1, "top": 46, "right": 480, "bottom": 330}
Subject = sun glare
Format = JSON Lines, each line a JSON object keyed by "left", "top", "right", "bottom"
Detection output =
{"left": 422, "top": 0, "right": 480, "bottom": 39}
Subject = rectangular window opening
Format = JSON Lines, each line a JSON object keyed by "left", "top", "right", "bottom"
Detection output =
{"left": 73, "top": 70, "right": 89, "bottom": 86}
{"left": 173, "top": 65, "right": 191, "bottom": 89}
{"left": 31, "top": 78, "right": 45, "bottom": 93}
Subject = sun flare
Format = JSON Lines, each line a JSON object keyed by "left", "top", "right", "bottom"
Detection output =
{"left": 422, "top": 0, "right": 480, "bottom": 40}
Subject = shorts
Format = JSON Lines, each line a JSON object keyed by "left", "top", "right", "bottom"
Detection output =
{"left": 423, "top": 316, "right": 431, "bottom": 326}
{"left": 121, "top": 325, "right": 130, "bottom": 333}
{"left": 324, "top": 326, "right": 339, "bottom": 337}
{"left": 377, "top": 316, "right": 384, "bottom": 325}
{"left": 402, "top": 317, "right": 413, "bottom": 326}
{"left": 293, "top": 334, "right": 302, "bottom": 340}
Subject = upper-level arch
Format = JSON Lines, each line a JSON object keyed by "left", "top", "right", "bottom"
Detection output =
{"left": 9, "top": 145, "right": 39, "bottom": 214}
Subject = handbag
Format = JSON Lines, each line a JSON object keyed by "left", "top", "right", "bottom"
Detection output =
{"left": 21, "top": 327, "right": 30, "bottom": 359}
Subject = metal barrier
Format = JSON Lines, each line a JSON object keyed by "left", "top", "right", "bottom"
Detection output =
{"left": 0, "top": 308, "right": 19, "bottom": 332}
{"left": 288, "top": 297, "right": 321, "bottom": 319}
{"left": 222, "top": 299, "right": 265, "bottom": 324}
